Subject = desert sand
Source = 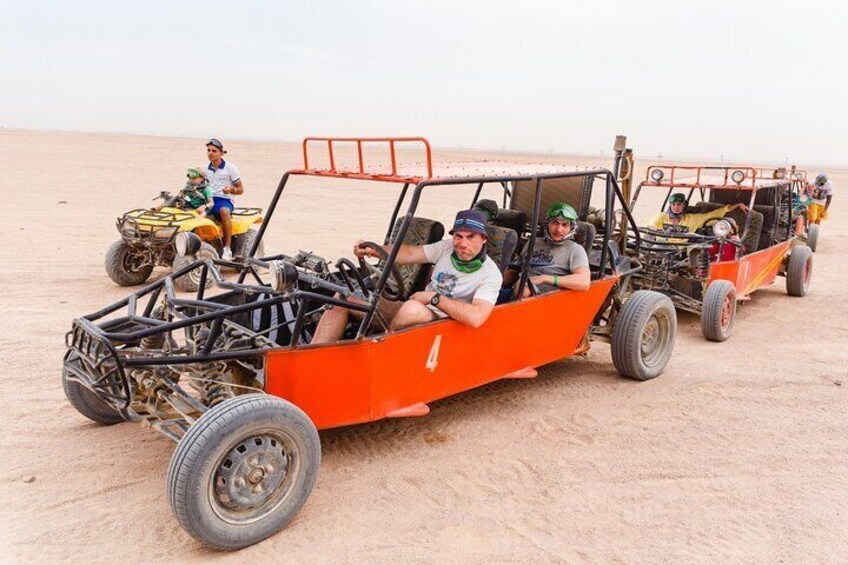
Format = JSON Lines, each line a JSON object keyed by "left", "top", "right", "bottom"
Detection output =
{"left": 0, "top": 130, "right": 845, "bottom": 564}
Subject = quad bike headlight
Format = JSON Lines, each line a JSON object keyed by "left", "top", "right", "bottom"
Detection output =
{"left": 650, "top": 169, "right": 664, "bottom": 182}
{"left": 175, "top": 232, "right": 202, "bottom": 256}
{"left": 269, "top": 260, "right": 299, "bottom": 293}
{"left": 794, "top": 172, "right": 803, "bottom": 180}
{"left": 731, "top": 170, "right": 746, "bottom": 184}
{"left": 712, "top": 219, "right": 732, "bottom": 237}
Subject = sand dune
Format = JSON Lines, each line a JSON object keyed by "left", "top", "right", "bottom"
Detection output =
{"left": 1, "top": 130, "right": 846, "bottom": 564}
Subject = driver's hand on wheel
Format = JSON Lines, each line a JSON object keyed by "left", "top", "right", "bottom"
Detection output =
{"left": 734, "top": 203, "right": 749, "bottom": 213}
{"left": 410, "top": 291, "right": 436, "bottom": 304}
{"left": 353, "top": 240, "right": 376, "bottom": 258}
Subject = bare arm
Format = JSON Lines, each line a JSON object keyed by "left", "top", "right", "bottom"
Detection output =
{"left": 410, "top": 292, "right": 495, "bottom": 328}
{"left": 224, "top": 179, "right": 244, "bottom": 196}
{"left": 529, "top": 266, "right": 591, "bottom": 291}
{"left": 354, "top": 240, "right": 429, "bottom": 265}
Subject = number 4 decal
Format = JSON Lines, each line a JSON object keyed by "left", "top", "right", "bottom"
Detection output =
{"left": 426, "top": 335, "right": 442, "bottom": 372}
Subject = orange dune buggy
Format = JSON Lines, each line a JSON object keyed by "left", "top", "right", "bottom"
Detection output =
{"left": 628, "top": 165, "right": 813, "bottom": 341}
{"left": 63, "top": 136, "right": 677, "bottom": 549}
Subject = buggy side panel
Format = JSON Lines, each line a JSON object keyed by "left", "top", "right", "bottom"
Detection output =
{"left": 264, "top": 277, "right": 618, "bottom": 430}
{"left": 709, "top": 240, "right": 791, "bottom": 297}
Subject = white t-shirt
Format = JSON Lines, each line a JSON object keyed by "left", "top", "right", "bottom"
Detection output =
{"left": 422, "top": 239, "right": 502, "bottom": 305}
{"left": 811, "top": 180, "right": 833, "bottom": 205}
{"left": 206, "top": 160, "right": 241, "bottom": 201}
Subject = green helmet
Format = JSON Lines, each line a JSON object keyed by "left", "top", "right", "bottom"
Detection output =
{"left": 186, "top": 167, "right": 205, "bottom": 179}
{"left": 668, "top": 193, "right": 687, "bottom": 204}
{"left": 546, "top": 202, "right": 578, "bottom": 222}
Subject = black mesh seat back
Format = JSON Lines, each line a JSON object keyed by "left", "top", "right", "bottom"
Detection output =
{"left": 386, "top": 217, "right": 445, "bottom": 294}
{"left": 752, "top": 205, "right": 774, "bottom": 251}
{"left": 250, "top": 295, "right": 302, "bottom": 346}
{"left": 574, "top": 221, "right": 596, "bottom": 255}
{"left": 495, "top": 209, "right": 527, "bottom": 235}
{"left": 484, "top": 225, "right": 518, "bottom": 273}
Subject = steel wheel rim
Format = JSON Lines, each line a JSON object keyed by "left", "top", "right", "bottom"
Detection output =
{"left": 122, "top": 247, "right": 148, "bottom": 273}
{"left": 209, "top": 429, "right": 300, "bottom": 526}
{"left": 641, "top": 310, "right": 670, "bottom": 367}
{"left": 720, "top": 294, "right": 734, "bottom": 330}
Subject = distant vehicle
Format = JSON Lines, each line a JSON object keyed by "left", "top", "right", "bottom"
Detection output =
{"left": 627, "top": 165, "right": 813, "bottom": 342}
{"left": 64, "top": 135, "right": 677, "bottom": 550}
{"left": 106, "top": 187, "right": 263, "bottom": 291}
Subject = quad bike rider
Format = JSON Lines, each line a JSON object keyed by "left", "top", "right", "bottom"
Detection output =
{"left": 105, "top": 168, "right": 264, "bottom": 292}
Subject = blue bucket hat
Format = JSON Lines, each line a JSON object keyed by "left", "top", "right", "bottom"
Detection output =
{"left": 449, "top": 210, "right": 488, "bottom": 236}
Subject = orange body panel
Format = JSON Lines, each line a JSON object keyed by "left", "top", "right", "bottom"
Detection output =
{"left": 707, "top": 240, "right": 792, "bottom": 298}
{"left": 265, "top": 277, "right": 618, "bottom": 429}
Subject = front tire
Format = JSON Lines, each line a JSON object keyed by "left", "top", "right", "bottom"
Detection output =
{"left": 611, "top": 291, "right": 677, "bottom": 380}
{"left": 786, "top": 245, "right": 813, "bottom": 297}
{"left": 807, "top": 223, "right": 819, "bottom": 252}
{"left": 701, "top": 280, "right": 737, "bottom": 342}
{"left": 62, "top": 368, "right": 124, "bottom": 425}
{"left": 105, "top": 240, "right": 153, "bottom": 286}
{"left": 166, "top": 395, "right": 320, "bottom": 550}
{"left": 172, "top": 242, "right": 218, "bottom": 293}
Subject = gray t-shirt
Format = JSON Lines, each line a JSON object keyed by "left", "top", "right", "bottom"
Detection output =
{"left": 422, "top": 239, "right": 502, "bottom": 304}
{"left": 524, "top": 238, "right": 589, "bottom": 276}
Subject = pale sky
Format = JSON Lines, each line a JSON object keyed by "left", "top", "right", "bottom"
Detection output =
{"left": 2, "top": 0, "right": 845, "bottom": 166}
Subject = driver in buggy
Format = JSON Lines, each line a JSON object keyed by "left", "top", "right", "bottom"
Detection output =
{"left": 311, "top": 210, "right": 503, "bottom": 344}
{"left": 648, "top": 193, "right": 748, "bottom": 234}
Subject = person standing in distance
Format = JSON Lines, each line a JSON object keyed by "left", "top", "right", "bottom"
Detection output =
{"left": 205, "top": 138, "right": 244, "bottom": 260}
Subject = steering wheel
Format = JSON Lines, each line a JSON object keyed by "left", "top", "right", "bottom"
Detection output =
{"left": 698, "top": 217, "right": 724, "bottom": 236}
{"left": 356, "top": 241, "right": 407, "bottom": 301}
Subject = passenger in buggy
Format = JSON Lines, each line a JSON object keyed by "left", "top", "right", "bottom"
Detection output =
{"left": 503, "top": 202, "right": 591, "bottom": 297}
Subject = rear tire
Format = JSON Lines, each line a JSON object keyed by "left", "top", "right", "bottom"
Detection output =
{"left": 611, "top": 291, "right": 677, "bottom": 380}
{"left": 786, "top": 245, "right": 813, "bottom": 297}
{"left": 235, "top": 228, "right": 265, "bottom": 260}
{"left": 167, "top": 395, "right": 320, "bottom": 550}
{"left": 807, "top": 223, "right": 819, "bottom": 252}
{"left": 701, "top": 280, "right": 736, "bottom": 342}
{"left": 62, "top": 368, "right": 124, "bottom": 425}
{"left": 105, "top": 240, "right": 153, "bottom": 286}
{"left": 172, "top": 242, "right": 218, "bottom": 293}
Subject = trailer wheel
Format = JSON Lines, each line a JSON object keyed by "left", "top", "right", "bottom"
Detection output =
{"left": 105, "top": 240, "right": 153, "bottom": 286}
{"left": 786, "top": 245, "right": 813, "bottom": 297}
{"left": 62, "top": 368, "right": 124, "bottom": 425}
{"left": 172, "top": 242, "right": 218, "bottom": 293}
{"left": 807, "top": 223, "right": 819, "bottom": 252}
{"left": 701, "top": 280, "right": 736, "bottom": 342}
{"left": 611, "top": 290, "right": 676, "bottom": 380}
{"left": 167, "top": 395, "right": 320, "bottom": 550}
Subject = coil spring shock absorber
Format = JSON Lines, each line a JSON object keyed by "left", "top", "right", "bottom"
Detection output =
{"left": 201, "top": 363, "right": 233, "bottom": 407}
{"left": 695, "top": 248, "right": 710, "bottom": 279}
{"left": 203, "top": 381, "right": 231, "bottom": 407}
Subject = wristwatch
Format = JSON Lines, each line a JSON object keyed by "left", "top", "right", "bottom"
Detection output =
{"left": 430, "top": 293, "right": 442, "bottom": 307}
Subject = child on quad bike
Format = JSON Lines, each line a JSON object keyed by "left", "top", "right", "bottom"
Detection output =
{"left": 183, "top": 167, "right": 214, "bottom": 216}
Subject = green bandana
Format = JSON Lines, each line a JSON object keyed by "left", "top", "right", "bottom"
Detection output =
{"left": 450, "top": 249, "right": 486, "bottom": 273}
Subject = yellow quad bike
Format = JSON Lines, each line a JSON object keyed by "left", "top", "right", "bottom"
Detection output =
{"left": 106, "top": 189, "right": 264, "bottom": 292}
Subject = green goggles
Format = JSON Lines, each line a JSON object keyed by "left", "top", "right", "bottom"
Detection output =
{"left": 546, "top": 203, "right": 578, "bottom": 222}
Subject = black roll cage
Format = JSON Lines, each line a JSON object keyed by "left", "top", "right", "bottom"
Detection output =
{"left": 69, "top": 162, "right": 642, "bottom": 392}
{"left": 244, "top": 166, "right": 642, "bottom": 338}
